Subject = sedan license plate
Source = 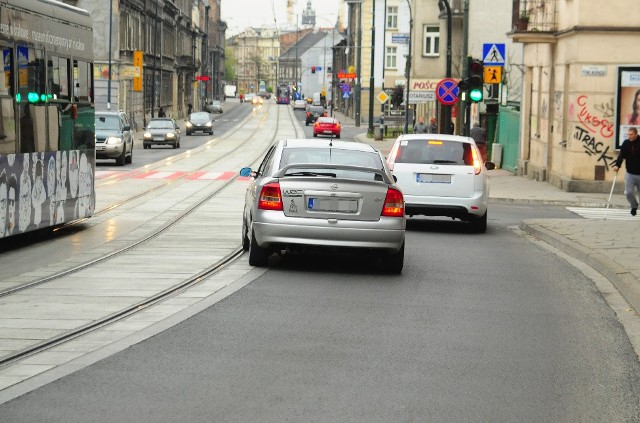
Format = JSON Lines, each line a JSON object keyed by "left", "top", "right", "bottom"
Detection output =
{"left": 417, "top": 173, "right": 451, "bottom": 183}
{"left": 96, "top": 146, "right": 106, "bottom": 151}
{"left": 323, "top": 130, "right": 333, "bottom": 134}
{"left": 308, "top": 197, "right": 358, "bottom": 213}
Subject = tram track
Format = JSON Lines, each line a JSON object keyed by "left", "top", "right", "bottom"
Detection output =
{"left": 0, "top": 104, "right": 304, "bottom": 368}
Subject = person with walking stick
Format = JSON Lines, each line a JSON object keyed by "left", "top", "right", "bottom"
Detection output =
{"left": 612, "top": 127, "right": 640, "bottom": 216}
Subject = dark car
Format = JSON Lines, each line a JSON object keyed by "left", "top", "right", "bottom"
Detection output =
{"left": 143, "top": 118, "right": 181, "bottom": 149}
{"left": 186, "top": 112, "right": 213, "bottom": 135}
{"left": 305, "top": 106, "right": 326, "bottom": 126}
{"left": 94, "top": 111, "right": 134, "bottom": 166}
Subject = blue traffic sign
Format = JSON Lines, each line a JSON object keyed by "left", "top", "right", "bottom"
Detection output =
{"left": 435, "top": 78, "right": 459, "bottom": 106}
{"left": 482, "top": 43, "right": 506, "bottom": 66}
{"left": 342, "top": 91, "right": 350, "bottom": 99}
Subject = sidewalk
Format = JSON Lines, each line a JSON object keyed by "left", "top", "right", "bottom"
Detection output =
{"left": 350, "top": 129, "right": 640, "bottom": 315}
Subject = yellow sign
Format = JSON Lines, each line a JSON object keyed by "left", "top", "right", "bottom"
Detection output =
{"left": 133, "top": 50, "right": 143, "bottom": 92}
{"left": 484, "top": 66, "right": 502, "bottom": 84}
{"left": 377, "top": 91, "right": 389, "bottom": 104}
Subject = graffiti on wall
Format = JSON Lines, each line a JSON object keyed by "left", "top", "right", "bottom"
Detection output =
{"left": 0, "top": 150, "right": 94, "bottom": 238}
{"left": 566, "top": 95, "right": 616, "bottom": 169}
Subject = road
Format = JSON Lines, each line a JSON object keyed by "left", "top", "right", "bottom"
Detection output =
{"left": 1, "top": 103, "right": 639, "bottom": 422}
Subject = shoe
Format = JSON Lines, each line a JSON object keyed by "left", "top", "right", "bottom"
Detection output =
{"left": 632, "top": 208, "right": 637, "bottom": 216}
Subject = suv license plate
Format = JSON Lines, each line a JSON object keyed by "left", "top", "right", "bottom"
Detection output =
{"left": 417, "top": 173, "right": 451, "bottom": 183}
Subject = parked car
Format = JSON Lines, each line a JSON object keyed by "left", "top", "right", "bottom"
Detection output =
{"left": 258, "top": 91, "right": 271, "bottom": 99}
{"left": 313, "top": 117, "right": 341, "bottom": 138}
{"left": 239, "top": 139, "right": 406, "bottom": 272}
{"left": 293, "top": 99, "right": 307, "bottom": 110}
{"left": 143, "top": 118, "right": 181, "bottom": 149}
{"left": 305, "top": 106, "right": 326, "bottom": 125}
{"left": 94, "top": 111, "right": 134, "bottom": 166}
{"left": 186, "top": 112, "right": 213, "bottom": 135}
{"left": 387, "top": 134, "right": 496, "bottom": 233}
{"left": 206, "top": 100, "right": 223, "bottom": 113}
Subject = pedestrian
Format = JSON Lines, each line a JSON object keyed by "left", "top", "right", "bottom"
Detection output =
{"left": 428, "top": 117, "right": 437, "bottom": 133}
{"left": 470, "top": 121, "right": 488, "bottom": 162}
{"left": 413, "top": 117, "right": 428, "bottom": 134}
{"left": 187, "top": 103, "right": 192, "bottom": 115}
{"left": 612, "top": 127, "right": 640, "bottom": 216}
{"left": 158, "top": 107, "right": 166, "bottom": 117}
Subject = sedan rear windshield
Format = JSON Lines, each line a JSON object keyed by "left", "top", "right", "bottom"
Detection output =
{"left": 280, "top": 147, "right": 383, "bottom": 180}
{"left": 395, "top": 139, "right": 473, "bottom": 166}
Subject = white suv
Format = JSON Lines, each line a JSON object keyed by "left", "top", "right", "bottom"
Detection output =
{"left": 387, "top": 134, "right": 495, "bottom": 233}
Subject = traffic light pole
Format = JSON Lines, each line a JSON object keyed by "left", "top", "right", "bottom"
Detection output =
{"left": 403, "top": 0, "right": 413, "bottom": 134}
{"left": 439, "top": 0, "right": 452, "bottom": 134}
{"left": 462, "top": 0, "right": 470, "bottom": 136}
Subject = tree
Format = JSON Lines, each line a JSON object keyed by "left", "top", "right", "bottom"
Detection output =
{"left": 391, "top": 86, "right": 404, "bottom": 108}
{"left": 224, "top": 47, "right": 236, "bottom": 81}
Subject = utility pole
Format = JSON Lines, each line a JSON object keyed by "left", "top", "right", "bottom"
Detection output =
{"left": 355, "top": 0, "right": 362, "bottom": 127}
{"left": 438, "top": 0, "right": 452, "bottom": 134}
{"left": 368, "top": 0, "right": 376, "bottom": 134}
{"left": 404, "top": 0, "right": 413, "bottom": 134}
{"left": 462, "top": 0, "right": 470, "bottom": 136}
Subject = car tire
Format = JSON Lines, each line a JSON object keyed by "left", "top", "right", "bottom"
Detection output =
{"left": 313, "top": 133, "right": 317, "bottom": 137}
{"left": 241, "top": 218, "right": 250, "bottom": 251}
{"left": 336, "top": 134, "right": 341, "bottom": 139}
{"left": 186, "top": 131, "right": 191, "bottom": 136}
{"left": 383, "top": 241, "right": 404, "bottom": 274}
{"left": 249, "top": 230, "right": 269, "bottom": 267}
{"left": 209, "top": 131, "right": 213, "bottom": 135}
{"left": 126, "top": 146, "right": 133, "bottom": 164}
{"left": 116, "top": 148, "right": 126, "bottom": 166}
{"left": 306, "top": 122, "right": 309, "bottom": 126}
{"left": 470, "top": 211, "right": 488, "bottom": 233}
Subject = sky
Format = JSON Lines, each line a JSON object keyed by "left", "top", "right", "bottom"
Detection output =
{"left": 221, "top": 0, "right": 341, "bottom": 36}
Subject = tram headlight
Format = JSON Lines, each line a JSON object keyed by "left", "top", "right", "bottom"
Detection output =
{"left": 105, "top": 137, "right": 123, "bottom": 145}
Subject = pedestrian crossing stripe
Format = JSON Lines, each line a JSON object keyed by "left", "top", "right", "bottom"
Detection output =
{"left": 482, "top": 43, "right": 505, "bottom": 66}
{"left": 566, "top": 207, "right": 637, "bottom": 221}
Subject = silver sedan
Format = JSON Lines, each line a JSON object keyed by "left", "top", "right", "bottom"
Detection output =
{"left": 240, "top": 139, "right": 406, "bottom": 273}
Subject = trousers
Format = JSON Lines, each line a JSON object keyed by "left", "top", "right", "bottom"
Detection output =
{"left": 624, "top": 172, "right": 640, "bottom": 208}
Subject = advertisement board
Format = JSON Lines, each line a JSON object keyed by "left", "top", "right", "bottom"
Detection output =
{"left": 615, "top": 66, "right": 640, "bottom": 149}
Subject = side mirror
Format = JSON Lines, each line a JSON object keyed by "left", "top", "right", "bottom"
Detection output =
{"left": 239, "top": 167, "right": 253, "bottom": 177}
{"left": 393, "top": 175, "right": 398, "bottom": 182}
{"left": 123, "top": 125, "right": 131, "bottom": 131}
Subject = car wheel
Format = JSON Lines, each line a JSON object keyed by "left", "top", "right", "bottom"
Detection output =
{"left": 186, "top": 131, "right": 191, "bottom": 136}
{"left": 115, "top": 148, "right": 126, "bottom": 166}
{"left": 470, "top": 211, "right": 488, "bottom": 233}
{"left": 209, "top": 131, "right": 213, "bottom": 135}
{"left": 336, "top": 133, "right": 341, "bottom": 139}
{"left": 313, "top": 133, "right": 317, "bottom": 137}
{"left": 305, "top": 122, "right": 309, "bottom": 126}
{"left": 249, "top": 230, "right": 269, "bottom": 267}
{"left": 126, "top": 146, "right": 133, "bottom": 164}
{"left": 383, "top": 241, "right": 404, "bottom": 274}
{"left": 241, "top": 218, "right": 250, "bottom": 251}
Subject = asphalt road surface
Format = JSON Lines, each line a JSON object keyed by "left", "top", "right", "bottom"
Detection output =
{"left": 2, "top": 204, "right": 639, "bottom": 422}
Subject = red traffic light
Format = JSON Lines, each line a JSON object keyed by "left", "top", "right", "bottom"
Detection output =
{"left": 469, "top": 60, "right": 483, "bottom": 74}
{"left": 311, "top": 66, "right": 316, "bottom": 73}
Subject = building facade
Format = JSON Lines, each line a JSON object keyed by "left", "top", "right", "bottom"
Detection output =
{"left": 68, "top": 0, "right": 225, "bottom": 128}
{"left": 227, "top": 28, "right": 280, "bottom": 95}
{"left": 510, "top": 0, "right": 640, "bottom": 191}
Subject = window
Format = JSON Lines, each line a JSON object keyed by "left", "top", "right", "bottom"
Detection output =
{"left": 387, "top": 6, "right": 398, "bottom": 29}
{"left": 48, "top": 56, "right": 70, "bottom": 101}
{"left": 423, "top": 25, "right": 440, "bottom": 57}
{"left": 386, "top": 47, "right": 397, "bottom": 69}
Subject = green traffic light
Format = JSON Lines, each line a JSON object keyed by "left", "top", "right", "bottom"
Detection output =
{"left": 27, "top": 92, "right": 39, "bottom": 103}
{"left": 469, "top": 89, "right": 483, "bottom": 102}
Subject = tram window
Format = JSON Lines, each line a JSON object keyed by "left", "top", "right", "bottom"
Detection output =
{"left": 73, "top": 60, "right": 92, "bottom": 103}
{"left": 0, "top": 46, "right": 16, "bottom": 155}
{"left": 48, "top": 56, "right": 70, "bottom": 101}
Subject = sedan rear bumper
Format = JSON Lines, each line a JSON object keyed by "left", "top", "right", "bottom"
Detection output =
{"left": 253, "top": 214, "right": 405, "bottom": 252}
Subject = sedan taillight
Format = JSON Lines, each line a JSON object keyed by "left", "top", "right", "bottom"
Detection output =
{"left": 381, "top": 188, "right": 404, "bottom": 217}
{"left": 258, "top": 182, "right": 283, "bottom": 211}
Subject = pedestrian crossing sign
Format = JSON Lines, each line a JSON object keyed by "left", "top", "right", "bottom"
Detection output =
{"left": 483, "top": 43, "right": 506, "bottom": 66}
{"left": 484, "top": 66, "right": 502, "bottom": 84}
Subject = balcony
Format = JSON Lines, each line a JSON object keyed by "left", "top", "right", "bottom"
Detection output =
{"left": 510, "top": 0, "right": 558, "bottom": 43}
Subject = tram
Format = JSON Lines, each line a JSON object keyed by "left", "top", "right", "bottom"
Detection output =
{"left": 276, "top": 84, "right": 290, "bottom": 104}
{"left": 0, "top": 0, "right": 95, "bottom": 239}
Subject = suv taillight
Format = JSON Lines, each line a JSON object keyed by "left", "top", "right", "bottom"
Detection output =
{"left": 387, "top": 143, "right": 401, "bottom": 172}
{"left": 258, "top": 183, "right": 283, "bottom": 210}
{"left": 471, "top": 145, "right": 482, "bottom": 175}
{"left": 381, "top": 188, "right": 404, "bottom": 217}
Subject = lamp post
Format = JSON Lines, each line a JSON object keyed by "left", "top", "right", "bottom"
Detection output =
{"left": 345, "top": 0, "right": 362, "bottom": 127}
{"left": 151, "top": 0, "right": 159, "bottom": 118}
{"left": 107, "top": 0, "right": 113, "bottom": 110}
{"left": 367, "top": 0, "right": 376, "bottom": 134}
{"left": 403, "top": 0, "right": 413, "bottom": 134}
{"left": 438, "top": 0, "right": 452, "bottom": 134}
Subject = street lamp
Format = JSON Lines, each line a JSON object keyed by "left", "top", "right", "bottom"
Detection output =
{"left": 404, "top": 0, "right": 413, "bottom": 134}
{"left": 367, "top": 0, "right": 376, "bottom": 134}
{"left": 438, "top": 0, "right": 452, "bottom": 134}
{"left": 107, "top": 0, "right": 113, "bottom": 110}
{"left": 345, "top": 0, "right": 362, "bottom": 127}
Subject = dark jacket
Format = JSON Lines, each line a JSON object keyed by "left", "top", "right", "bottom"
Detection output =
{"left": 614, "top": 139, "right": 640, "bottom": 175}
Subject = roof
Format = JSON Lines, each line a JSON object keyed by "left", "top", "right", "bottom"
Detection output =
{"left": 280, "top": 31, "right": 330, "bottom": 60}
{"left": 396, "top": 134, "right": 475, "bottom": 143}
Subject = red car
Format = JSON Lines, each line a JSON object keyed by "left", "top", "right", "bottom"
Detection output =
{"left": 313, "top": 117, "right": 341, "bottom": 138}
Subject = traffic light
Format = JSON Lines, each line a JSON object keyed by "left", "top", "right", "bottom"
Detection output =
{"left": 311, "top": 66, "right": 316, "bottom": 74}
{"left": 468, "top": 58, "right": 484, "bottom": 102}
{"left": 456, "top": 78, "right": 468, "bottom": 103}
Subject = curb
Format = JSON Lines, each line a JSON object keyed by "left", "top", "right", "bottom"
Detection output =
{"left": 519, "top": 221, "right": 640, "bottom": 315}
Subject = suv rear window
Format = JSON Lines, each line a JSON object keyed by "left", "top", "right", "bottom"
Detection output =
{"left": 395, "top": 139, "right": 473, "bottom": 166}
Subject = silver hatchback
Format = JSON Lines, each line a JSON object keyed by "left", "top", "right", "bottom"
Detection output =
{"left": 387, "top": 134, "right": 495, "bottom": 233}
{"left": 240, "top": 139, "right": 406, "bottom": 273}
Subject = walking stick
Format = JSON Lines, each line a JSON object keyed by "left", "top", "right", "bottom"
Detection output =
{"left": 604, "top": 172, "right": 617, "bottom": 221}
